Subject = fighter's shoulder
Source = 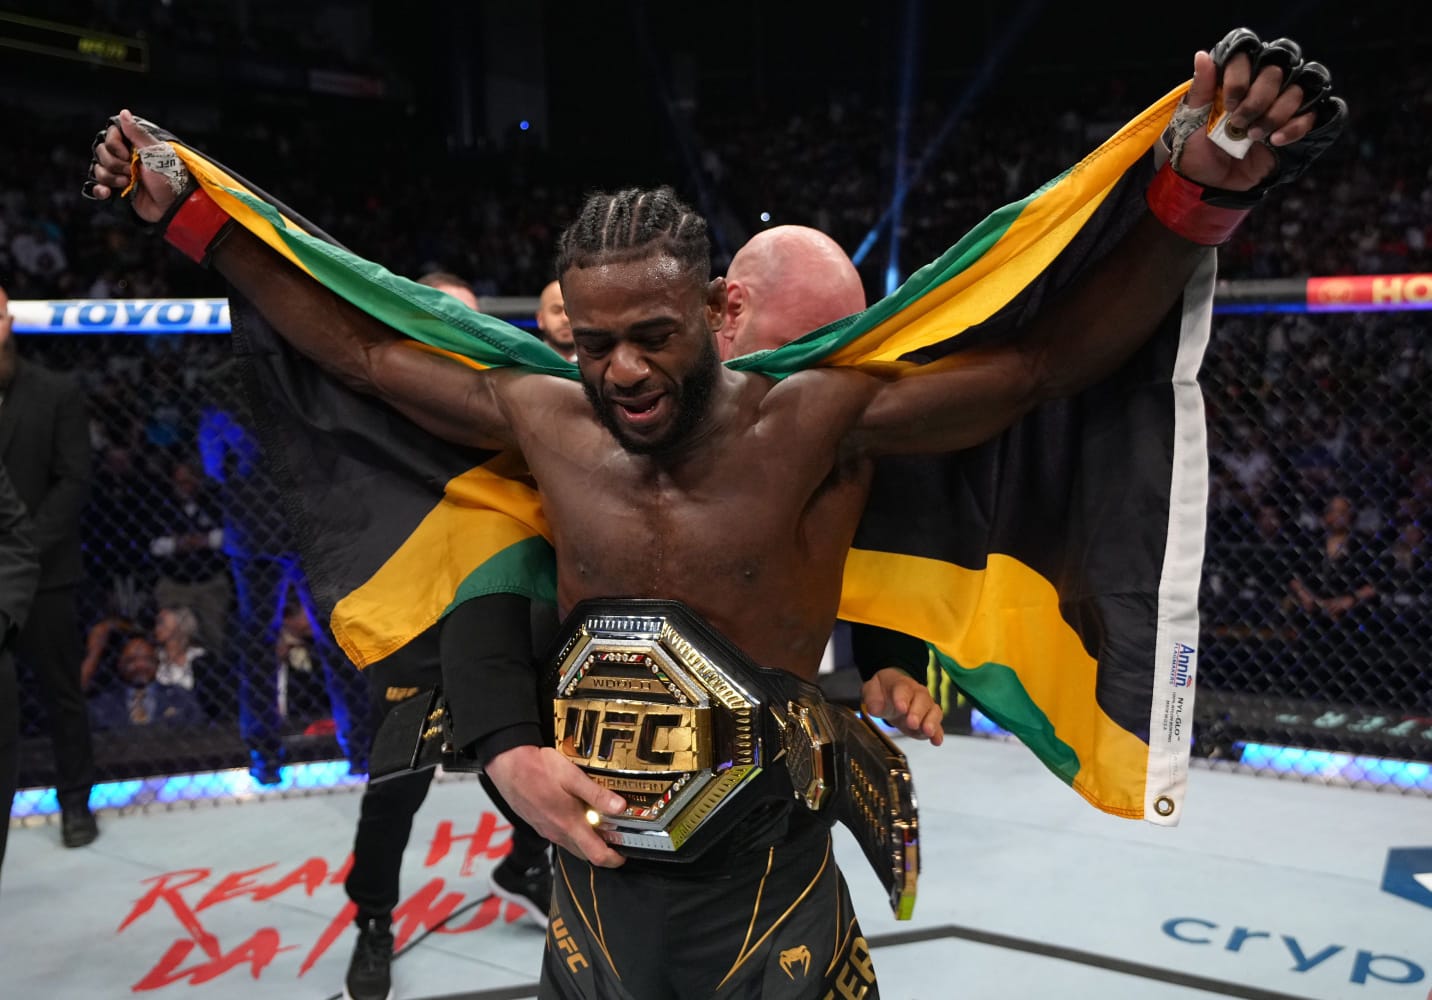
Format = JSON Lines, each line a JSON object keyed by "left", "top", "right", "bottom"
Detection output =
{"left": 761, "top": 365, "right": 882, "bottom": 419}
{"left": 489, "top": 367, "right": 587, "bottom": 419}
{"left": 488, "top": 366, "right": 581, "bottom": 398}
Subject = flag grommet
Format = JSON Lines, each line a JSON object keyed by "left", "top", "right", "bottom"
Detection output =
{"left": 1153, "top": 796, "right": 1176, "bottom": 817}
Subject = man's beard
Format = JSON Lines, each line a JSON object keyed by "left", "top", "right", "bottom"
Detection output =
{"left": 583, "top": 336, "right": 720, "bottom": 457}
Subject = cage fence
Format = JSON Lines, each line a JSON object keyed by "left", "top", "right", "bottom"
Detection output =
{"left": 1194, "top": 306, "right": 1430, "bottom": 791}
{"left": 7, "top": 300, "right": 1431, "bottom": 822}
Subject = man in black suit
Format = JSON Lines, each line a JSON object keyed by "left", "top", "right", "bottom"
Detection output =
{"left": 0, "top": 285, "right": 98, "bottom": 847}
{"left": 0, "top": 458, "right": 41, "bottom": 883}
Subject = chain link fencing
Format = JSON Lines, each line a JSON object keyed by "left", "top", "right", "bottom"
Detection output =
{"left": 8, "top": 301, "right": 1430, "bottom": 820}
{"left": 13, "top": 326, "right": 374, "bottom": 814}
{"left": 1195, "top": 308, "right": 1431, "bottom": 789}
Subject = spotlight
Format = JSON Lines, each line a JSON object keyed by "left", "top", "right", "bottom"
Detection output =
{"left": 519, "top": 120, "right": 531, "bottom": 131}
{"left": 759, "top": 211, "right": 771, "bottom": 223}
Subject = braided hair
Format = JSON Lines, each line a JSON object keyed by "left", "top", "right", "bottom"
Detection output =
{"left": 555, "top": 186, "right": 710, "bottom": 280}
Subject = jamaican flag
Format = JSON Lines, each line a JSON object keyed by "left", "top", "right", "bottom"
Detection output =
{"left": 151, "top": 79, "right": 1208, "bottom": 825}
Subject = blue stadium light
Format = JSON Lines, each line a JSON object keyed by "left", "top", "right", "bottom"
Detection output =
{"left": 936, "top": 720, "right": 1432, "bottom": 793}
{"left": 852, "top": 0, "right": 1045, "bottom": 270}
{"left": 519, "top": 120, "right": 530, "bottom": 131}
{"left": 1239, "top": 742, "right": 1432, "bottom": 791}
{"left": 971, "top": 710, "right": 1007, "bottom": 737}
{"left": 13, "top": 786, "right": 59, "bottom": 816}
{"left": 881, "top": 0, "right": 921, "bottom": 295}
{"left": 13, "top": 760, "right": 368, "bottom": 817}
{"left": 760, "top": 211, "right": 771, "bottom": 223}
{"left": 885, "top": 261, "right": 903, "bottom": 297}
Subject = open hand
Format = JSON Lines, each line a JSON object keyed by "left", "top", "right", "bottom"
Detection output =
{"left": 87, "top": 110, "right": 177, "bottom": 223}
{"left": 861, "top": 667, "right": 945, "bottom": 746}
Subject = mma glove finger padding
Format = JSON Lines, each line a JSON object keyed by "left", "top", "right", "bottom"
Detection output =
{"left": 1152, "top": 26, "right": 1348, "bottom": 246}
{"left": 1205, "top": 27, "right": 1348, "bottom": 202}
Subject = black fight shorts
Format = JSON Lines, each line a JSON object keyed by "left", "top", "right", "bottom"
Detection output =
{"left": 539, "top": 812, "right": 879, "bottom": 999}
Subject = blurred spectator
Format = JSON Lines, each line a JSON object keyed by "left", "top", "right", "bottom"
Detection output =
{"left": 1377, "top": 519, "right": 1432, "bottom": 715}
{"left": 151, "top": 605, "right": 210, "bottom": 726}
{"left": 535, "top": 280, "right": 575, "bottom": 361}
{"left": 1229, "top": 502, "right": 1302, "bottom": 630}
{"left": 81, "top": 614, "right": 151, "bottom": 729}
{"left": 147, "top": 455, "right": 230, "bottom": 680}
{"left": 197, "top": 375, "right": 369, "bottom": 785}
{"left": 1290, "top": 495, "right": 1381, "bottom": 622}
{"left": 1396, "top": 463, "right": 1432, "bottom": 528}
{"left": 83, "top": 609, "right": 208, "bottom": 729}
{"left": 415, "top": 271, "right": 479, "bottom": 310}
{"left": 1288, "top": 494, "right": 1383, "bottom": 703}
{"left": 1225, "top": 426, "right": 1275, "bottom": 506}
{"left": 1378, "top": 521, "right": 1431, "bottom": 619}
{"left": 10, "top": 224, "right": 68, "bottom": 284}
{"left": 81, "top": 613, "right": 136, "bottom": 692}
{"left": 83, "top": 439, "right": 160, "bottom": 623}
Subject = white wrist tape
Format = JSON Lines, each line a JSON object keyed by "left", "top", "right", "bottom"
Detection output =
{"left": 1166, "top": 99, "right": 1212, "bottom": 174}
{"left": 138, "top": 143, "right": 192, "bottom": 197}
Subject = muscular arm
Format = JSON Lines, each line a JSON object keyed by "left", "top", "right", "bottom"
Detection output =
{"left": 852, "top": 43, "right": 1328, "bottom": 457}
{"left": 852, "top": 213, "right": 1206, "bottom": 456}
{"left": 213, "top": 231, "right": 515, "bottom": 449}
{"left": 87, "top": 112, "right": 515, "bottom": 450}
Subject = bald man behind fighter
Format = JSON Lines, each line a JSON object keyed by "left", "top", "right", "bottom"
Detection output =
{"left": 717, "top": 226, "right": 938, "bottom": 732}
{"left": 716, "top": 225, "right": 867, "bottom": 361}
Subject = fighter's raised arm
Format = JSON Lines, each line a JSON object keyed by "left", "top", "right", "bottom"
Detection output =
{"left": 848, "top": 33, "right": 1345, "bottom": 458}
{"left": 86, "top": 111, "right": 518, "bottom": 451}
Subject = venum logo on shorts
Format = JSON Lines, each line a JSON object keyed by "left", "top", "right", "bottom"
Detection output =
{"left": 779, "top": 945, "right": 812, "bottom": 979}
{"left": 1170, "top": 642, "right": 1195, "bottom": 688}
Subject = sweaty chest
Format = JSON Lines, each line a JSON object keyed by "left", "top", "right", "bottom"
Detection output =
{"left": 557, "top": 468, "right": 778, "bottom": 591}
{"left": 536, "top": 440, "right": 866, "bottom": 607}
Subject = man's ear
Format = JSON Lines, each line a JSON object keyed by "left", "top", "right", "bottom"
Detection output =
{"left": 707, "top": 276, "right": 732, "bottom": 334}
{"left": 717, "top": 276, "right": 745, "bottom": 335}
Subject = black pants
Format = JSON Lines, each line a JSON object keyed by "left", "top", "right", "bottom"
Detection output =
{"left": 13, "top": 586, "right": 93, "bottom": 810}
{"left": 541, "top": 813, "right": 878, "bottom": 999}
{"left": 1, "top": 650, "right": 18, "bottom": 877}
{"left": 343, "top": 685, "right": 549, "bottom": 922}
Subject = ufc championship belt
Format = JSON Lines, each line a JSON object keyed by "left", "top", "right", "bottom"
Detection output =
{"left": 547, "top": 599, "right": 920, "bottom": 919}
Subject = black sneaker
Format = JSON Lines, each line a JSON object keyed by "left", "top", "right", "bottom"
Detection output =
{"left": 60, "top": 804, "right": 99, "bottom": 848}
{"left": 343, "top": 917, "right": 394, "bottom": 1000}
{"left": 489, "top": 856, "right": 552, "bottom": 929}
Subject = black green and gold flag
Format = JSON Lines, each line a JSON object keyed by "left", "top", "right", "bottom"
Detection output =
{"left": 156, "top": 80, "right": 1207, "bottom": 825}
